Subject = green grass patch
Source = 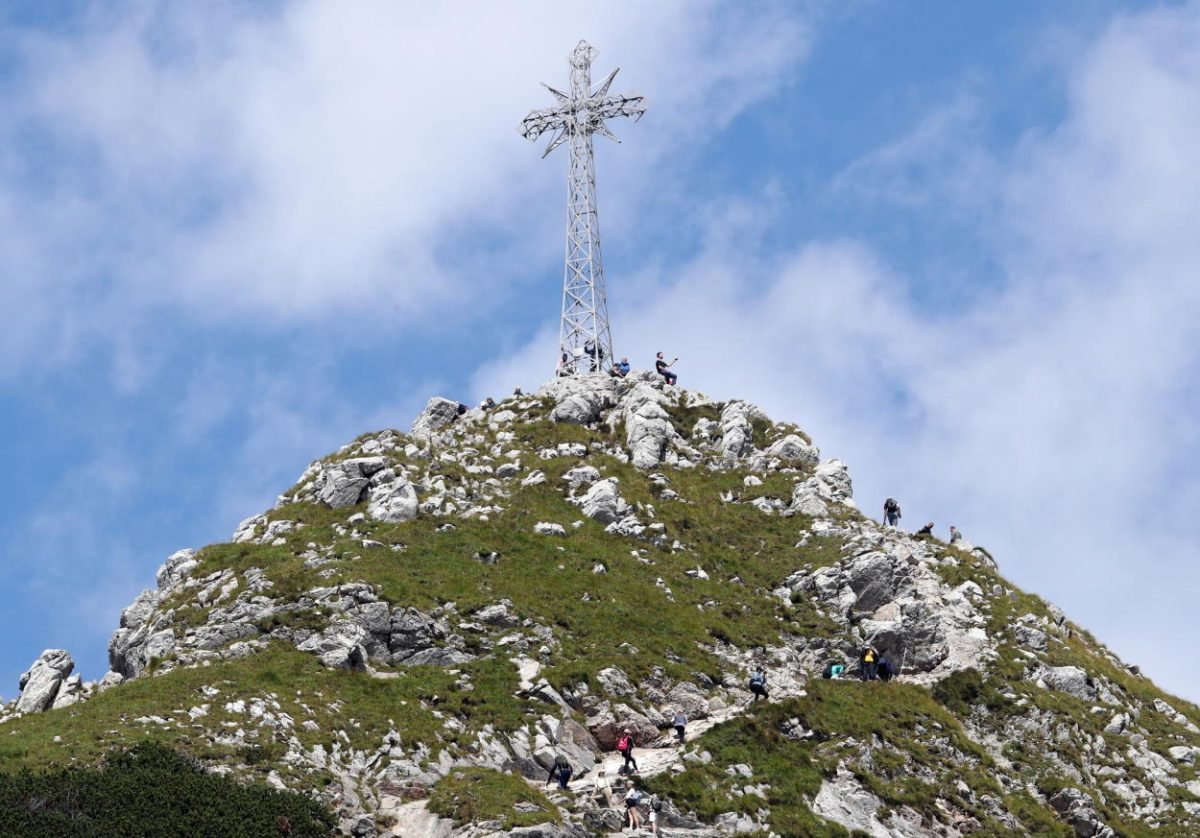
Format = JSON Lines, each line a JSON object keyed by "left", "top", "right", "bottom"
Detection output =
{"left": 427, "top": 766, "right": 558, "bottom": 829}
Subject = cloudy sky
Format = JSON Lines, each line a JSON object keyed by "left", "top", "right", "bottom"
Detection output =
{"left": 1, "top": 0, "right": 1198, "bottom": 703}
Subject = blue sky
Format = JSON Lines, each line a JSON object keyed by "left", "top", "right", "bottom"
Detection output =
{"left": 2, "top": 1, "right": 1200, "bottom": 703}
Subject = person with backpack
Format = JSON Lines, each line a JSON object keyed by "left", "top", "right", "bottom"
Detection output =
{"left": 545, "top": 753, "right": 573, "bottom": 790}
{"left": 624, "top": 780, "right": 644, "bottom": 831}
{"left": 877, "top": 655, "right": 895, "bottom": 682}
{"left": 672, "top": 709, "right": 687, "bottom": 744}
{"left": 860, "top": 645, "right": 879, "bottom": 681}
{"left": 655, "top": 352, "right": 678, "bottom": 385}
{"left": 647, "top": 793, "right": 663, "bottom": 835}
{"left": 748, "top": 667, "right": 768, "bottom": 701}
{"left": 883, "top": 497, "right": 901, "bottom": 528}
{"left": 616, "top": 728, "right": 638, "bottom": 775}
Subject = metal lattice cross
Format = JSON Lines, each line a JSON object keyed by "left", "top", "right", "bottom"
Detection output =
{"left": 520, "top": 41, "right": 645, "bottom": 376}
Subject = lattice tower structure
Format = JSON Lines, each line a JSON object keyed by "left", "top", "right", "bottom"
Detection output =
{"left": 520, "top": 41, "right": 645, "bottom": 375}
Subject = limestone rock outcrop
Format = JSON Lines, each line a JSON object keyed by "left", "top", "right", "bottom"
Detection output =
{"left": 16, "top": 649, "right": 74, "bottom": 713}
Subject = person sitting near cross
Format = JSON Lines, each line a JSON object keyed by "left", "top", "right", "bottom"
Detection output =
{"left": 655, "top": 352, "right": 678, "bottom": 385}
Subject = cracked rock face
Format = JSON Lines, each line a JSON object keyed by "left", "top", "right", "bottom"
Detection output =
{"left": 410, "top": 397, "right": 462, "bottom": 441}
{"left": 366, "top": 473, "right": 418, "bottom": 523}
{"left": 16, "top": 649, "right": 75, "bottom": 713}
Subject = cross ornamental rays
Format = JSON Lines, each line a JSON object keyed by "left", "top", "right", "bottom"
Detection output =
{"left": 520, "top": 41, "right": 645, "bottom": 376}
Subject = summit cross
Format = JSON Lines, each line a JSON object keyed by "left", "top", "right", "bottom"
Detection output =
{"left": 520, "top": 40, "right": 645, "bottom": 376}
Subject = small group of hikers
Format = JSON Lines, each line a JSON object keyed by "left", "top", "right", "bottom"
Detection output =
{"left": 820, "top": 644, "right": 897, "bottom": 682}
{"left": 555, "top": 348, "right": 680, "bottom": 387}
{"left": 546, "top": 725, "right": 669, "bottom": 833}
{"left": 608, "top": 352, "right": 679, "bottom": 387}
{"left": 544, "top": 661, "right": 906, "bottom": 830}
{"left": 883, "top": 498, "right": 963, "bottom": 545}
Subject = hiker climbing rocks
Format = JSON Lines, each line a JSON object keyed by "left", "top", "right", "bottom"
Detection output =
{"left": 860, "top": 645, "right": 879, "bottom": 681}
{"left": 616, "top": 728, "right": 638, "bottom": 775}
{"left": 546, "top": 753, "right": 573, "bottom": 790}
{"left": 672, "top": 709, "right": 687, "bottom": 744}
{"left": 624, "top": 780, "right": 644, "bottom": 831}
{"left": 513, "top": 386, "right": 523, "bottom": 396}
{"left": 617, "top": 357, "right": 630, "bottom": 377}
{"left": 749, "top": 667, "right": 768, "bottom": 701}
{"left": 591, "top": 768, "right": 614, "bottom": 808}
{"left": 481, "top": 396, "right": 496, "bottom": 410}
{"left": 949, "top": 525, "right": 962, "bottom": 544}
{"left": 877, "top": 655, "right": 896, "bottom": 682}
{"left": 883, "top": 497, "right": 901, "bottom": 528}
{"left": 655, "top": 352, "right": 678, "bottom": 385}
{"left": 916, "top": 522, "right": 934, "bottom": 537}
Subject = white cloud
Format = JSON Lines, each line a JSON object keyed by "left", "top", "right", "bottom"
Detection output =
{"left": 0, "top": 0, "right": 811, "bottom": 379}
{"left": 472, "top": 2, "right": 1200, "bottom": 701}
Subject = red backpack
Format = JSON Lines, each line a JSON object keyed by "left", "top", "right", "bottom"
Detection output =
{"left": 617, "top": 735, "right": 631, "bottom": 752}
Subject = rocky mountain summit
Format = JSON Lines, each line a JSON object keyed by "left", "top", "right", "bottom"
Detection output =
{"left": 3, "top": 372, "right": 1200, "bottom": 837}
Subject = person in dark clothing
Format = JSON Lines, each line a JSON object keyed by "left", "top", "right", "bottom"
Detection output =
{"left": 860, "top": 645, "right": 879, "bottom": 681}
{"left": 616, "top": 729, "right": 638, "bottom": 775}
{"left": 546, "top": 754, "right": 573, "bottom": 790}
{"left": 916, "top": 522, "right": 934, "bottom": 537}
{"left": 883, "top": 497, "right": 902, "bottom": 528}
{"left": 877, "top": 656, "right": 895, "bottom": 682}
{"left": 655, "top": 352, "right": 678, "bottom": 385}
{"left": 748, "top": 667, "right": 768, "bottom": 701}
{"left": 456, "top": 403, "right": 468, "bottom": 416}
{"left": 584, "top": 339, "right": 605, "bottom": 372}
{"left": 672, "top": 709, "right": 687, "bottom": 743}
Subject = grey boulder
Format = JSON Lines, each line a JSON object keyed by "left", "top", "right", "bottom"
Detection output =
{"left": 367, "top": 474, "right": 419, "bottom": 523}
{"left": 574, "top": 478, "right": 627, "bottom": 525}
{"left": 16, "top": 649, "right": 75, "bottom": 714}
{"left": 410, "top": 397, "right": 462, "bottom": 441}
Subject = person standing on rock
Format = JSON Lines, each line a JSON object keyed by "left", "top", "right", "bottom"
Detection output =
{"left": 647, "top": 793, "right": 663, "bottom": 835}
{"left": 672, "top": 709, "right": 687, "bottom": 744}
{"left": 591, "top": 768, "right": 614, "bottom": 808}
{"left": 624, "top": 779, "right": 644, "bottom": 831}
{"left": 546, "top": 753, "right": 573, "bottom": 790}
{"left": 860, "top": 645, "right": 879, "bottom": 681}
{"left": 617, "top": 728, "right": 639, "bottom": 775}
{"left": 655, "top": 352, "right": 678, "bottom": 386}
{"left": 883, "top": 497, "right": 902, "bottom": 528}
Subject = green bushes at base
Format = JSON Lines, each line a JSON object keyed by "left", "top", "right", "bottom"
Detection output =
{"left": 0, "top": 741, "right": 334, "bottom": 837}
